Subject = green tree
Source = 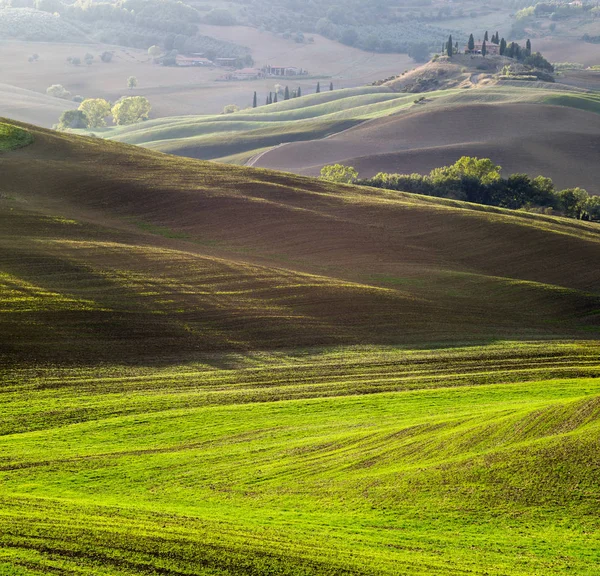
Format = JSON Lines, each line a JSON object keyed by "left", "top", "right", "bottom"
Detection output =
{"left": 526, "top": 39, "right": 532, "bottom": 56}
{"left": 447, "top": 34, "right": 453, "bottom": 58}
{"left": 556, "top": 188, "right": 589, "bottom": 219}
{"left": 78, "top": 98, "right": 111, "bottom": 128}
{"left": 297, "top": 86, "right": 302, "bottom": 97}
{"left": 500, "top": 38, "right": 507, "bottom": 56}
{"left": 482, "top": 40, "right": 487, "bottom": 58}
{"left": 253, "top": 91, "right": 257, "bottom": 108}
{"left": 284, "top": 86, "right": 290, "bottom": 100}
{"left": 46, "top": 84, "right": 71, "bottom": 99}
{"left": 223, "top": 104, "right": 240, "bottom": 114}
{"left": 320, "top": 164, "right": 359, "bottom": 184}
{"left": 583, "top": 195, "right": 600, "bottom": 221}
{"left": 274, "top": 92, "right": 278, "bottom": 103}
{"left": 57, "top": 109, "right": 89, "bottom": 130}
{"left": 316, "top": 81, "right": 320, "bottom": 93}
{"left": 330, "top": 81, "right": 334, "bottom": 91}
{"left": 431, "top": 157, "right": 501, "bottom": 185}
{"left": 127, "top": 76, "right": 138, "bottom": 90}
{"left": 112, "top": 96, "right": 151, "bottom": 125}
{"left": 484, "top": 31, "right": 489, "bottom": 42}
{"left": 468, "top": 34, "right": 475, "bottom": 52}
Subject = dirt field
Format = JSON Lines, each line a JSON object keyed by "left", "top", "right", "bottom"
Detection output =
{"left": 254, "top": 102, "right": 600, "bottom": 194}
{"left": 535, "top": 38, "right": 600, "bottom": 67}
{"left": 0, "top": 34, "right": 413, "bottom": 127}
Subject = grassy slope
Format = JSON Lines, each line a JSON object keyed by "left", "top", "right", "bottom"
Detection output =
{"left": 0, "top": 122, "right": 33, "bottom": 152}
{"left": 1, "top": 123, "right": 599, "bottom": 575}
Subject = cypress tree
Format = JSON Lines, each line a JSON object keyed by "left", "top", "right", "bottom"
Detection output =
{"left": 266, "top": 94, "right": 270, "bottom": 105}
{"left": 468, "top": 33, "right": 475, "bottom": 52}
{"left": 316, "top": 81, "right": 320, "bottom": 93}
{"left": 284, "top": 86, "right": 290, "bottom": 100}
{"left": 484, "top": 31, "right": 489, "bottom": 42}
{"left": 297, "top": 86, "right": 302, "bottom": 97}
{"left": 253, "top": 91, "right": 257, "bottom": 108}
{"left": 330, "top": 81, "right": 333, "bottom": 91}
{"left": 500, "top": 38, "right": 507, "bottom": 56}
{"left": 274, "top": 92, "right": 278, "bottom": 103}
{"left": 526, "top": 39, "right": 532, "bottom": 56}
{"left": 447, "top": 35, "right": 453, "bottom": 58}
{"left": 482, "top": 40, "right": 487, "bottom": 58}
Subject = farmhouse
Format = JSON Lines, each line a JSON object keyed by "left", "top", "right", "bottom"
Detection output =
{"left": 264, "top": 65, "right": 306, "bottom": 77}
{"left": 176, "top": 55, "right": 213, "bottom": 67}
{"left": 215, "top": 57, "right": 238, "bottom": 67}
{"left": 466, "top": 42, "right": 500, "bottom": 55}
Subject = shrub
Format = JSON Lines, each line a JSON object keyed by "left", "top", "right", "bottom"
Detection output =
{"left": 223, "top": 104, "right": 239, "bottom": 114}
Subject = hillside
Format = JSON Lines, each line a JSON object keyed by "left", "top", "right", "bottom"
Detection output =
{"left": 1, "top": 122, "right": 599, "bottom": 575}
{"left": 91, "top": 66, "right": 600, "bottom": 193}
{"left": 255, "top": 100, "right": 600, "bottom": 193}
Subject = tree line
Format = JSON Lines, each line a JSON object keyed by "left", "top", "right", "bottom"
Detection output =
{"left": 320, "top": 158, "right": 600, "bottom": 221}
{"left": 252, "top": 82, "right": 334, "bottom": 108}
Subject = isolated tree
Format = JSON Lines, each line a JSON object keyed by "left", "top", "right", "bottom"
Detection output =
{"left": 499, "top": 38, "right": 507, "bottom": 56}
{"left": 482, "top": 40, "right": 487, "bottom": 58}
{"left": 468, "top": 34, "right": 475, "bottom": 52}
{"left": 297, "top": 86, "right": 302, "bottom": 97}
{"left": 100, "top": 51, "right": 113, "bottom": 63}
{"left": 484, "top": 31, "right": 489, "bottom": 42}
{"left": 84, "top": 53, "right": 94, "bottom": 65}
{"left": 78, "top": 98, "right": 111, "bottom": 128}
{"left": 253, "top": 91, "right": 257, "bottom": 108}
{"left": 316, "top": 81, "right": 321, "bottom": 93}
{"left": 148, "top": 45, "right": 162, "bottom": 60}
{"left": 127, "top": 76, "right": 138, "bottom": 90}
{"left": 329, "top": 81, "right": 334, "bottom": 91}
{"left": 57, "top": 109, "right": 89, "bottom": 130}
{"left": 284, "top": 86, "right": 290, "bottom": 100}
{"left": 222, "top": 104, "right": 240, "bottom": 114}
{"left": 526, "top": 39, "right": 532, "bottom": 56}
{"left": 320, "top": 164, "right": 359, "bottom": 184}
{"left": 112, "top": 96, "right": 151, "bottom": 125}
{"left": 46, "top": 84, "right": 71, "bottom": 99}
{"left": 447, "top": 35, "right": 453, "bottom": 58}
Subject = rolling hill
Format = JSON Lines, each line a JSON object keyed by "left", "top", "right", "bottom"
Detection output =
{"left": 92, "top": 74, "right": 600, "bottom": 194}
{"left": 1, "top": 121, "right": 599, "bottom": 575}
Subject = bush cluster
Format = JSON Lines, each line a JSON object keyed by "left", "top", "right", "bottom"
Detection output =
{"left": 321, "top": 158, "right": 600, "bottom": 221}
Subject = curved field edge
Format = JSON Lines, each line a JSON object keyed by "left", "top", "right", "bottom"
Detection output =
{"left": 0, "top": 123, "right": 33, "bottom": 152}
{"left": 87, "top": 84, "right": 600, "bottom": 164}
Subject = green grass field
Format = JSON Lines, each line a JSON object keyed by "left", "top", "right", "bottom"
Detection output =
{"left": 0, "top": 122, "right": 599, "bottom": 574}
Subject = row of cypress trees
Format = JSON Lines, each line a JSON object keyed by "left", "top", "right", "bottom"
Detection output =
{"left": 252, "top": 81, "right": 335, "bottom": 108}
{"left": 449, "top": 31, "right": 532, "bottom": 59}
